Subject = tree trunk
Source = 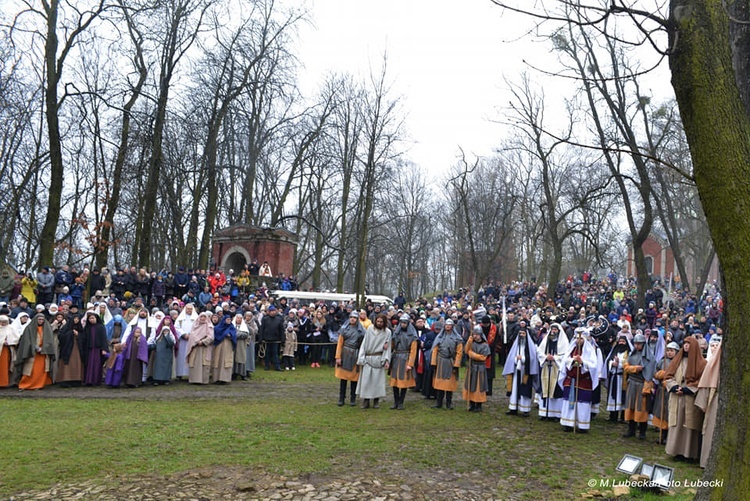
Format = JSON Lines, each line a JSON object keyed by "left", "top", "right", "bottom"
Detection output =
{"left": 95, "top": 6, "right": 146, "bottom": 270}
{"left": 669, "top": 1, "right": 750, "bottom": 498}
{"left": 38, "top": 0, "right": 63, "bottom": 267}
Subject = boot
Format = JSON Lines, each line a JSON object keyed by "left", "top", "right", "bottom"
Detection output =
{"left": 372, "top": 398, "right": 380, "bottom": 409}
{"left": 609, "top": 411, "right": 618, "bottom": 423}
{"left": 362, "top": 398, "right": 370, "bottom": 409}
{"left": 390, "top": 388, "right": 399, "bottom": 410}
{"left": 350, "top": 383, "right": 357, "bottom": 406}
{"left": 623, "top": 420, "right": 636, "bottom": 438}
{"left": 655, "top": 429, "right": 668, "bottom": 445}
{"left": 469, "top": 402, "right": 476, "bottom": 412}
{"left": 476, "top": 402, "right": 483, "bottom": 412}
{"left": 446, "top": 392, "right": 454, "bottom": 410}
{"left": 431, "top": 391, "right": 444, "bottom": 409}
{"left": 638, "top": 422, "right": 647, "bottom": 440}
{"left": 397, "top": 389, "right": 406, "bottom": 410}
{"left": 338, "top": 380, "right": 346, "bottom": 407}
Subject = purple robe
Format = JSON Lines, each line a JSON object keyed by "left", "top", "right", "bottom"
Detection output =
{"left": 105, "top": 353, "right": 125, "bottom": 387}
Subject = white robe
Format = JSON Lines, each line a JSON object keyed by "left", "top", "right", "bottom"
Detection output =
{"left": 536, "top": 332, "right": 569, "bottom": 418}
{"left": 355, "top": 326, "right": 391, "bottom": 399}
{"left": 175, "top": 311, "right": 197, "bottom": 378}
{"left": 558, "top": 341, "right": 599, "bottom": 430}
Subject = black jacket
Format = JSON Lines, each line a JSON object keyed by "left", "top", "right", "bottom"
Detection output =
{"left": 260, "top": 314, "right": 285, "bottom": 342}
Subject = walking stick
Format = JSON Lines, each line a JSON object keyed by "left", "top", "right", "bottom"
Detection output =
{"left": 467, "top": 362, "right": 472, "bottom": 411}
{"left": 659, "top": 379, "right": 665, "bottom": 444}
{"left": 546, "top": 360, "right": 553, "bottom": 419}
{"left": 572, "top": 358, "right": 581, "bottom": 434}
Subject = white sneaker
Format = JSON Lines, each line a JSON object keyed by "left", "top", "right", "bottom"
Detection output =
{"left": 285, "top": 367, "right": 290, "bottom": 371}
{"left": 291, "top": 367, "right": 296, "bottom": 370}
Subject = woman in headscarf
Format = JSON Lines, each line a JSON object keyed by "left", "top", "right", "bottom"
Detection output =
{"left": 652, "top": 341, "right": 680, "bottom": 445}
{"left": 243, "top": 311, "right": 258, "bottom": 378}
{"left": 16, "top": 313, "right": 55, "bottom": 390}
{"left": 81, "top": 312, "right": 109, "bottom": 386}
{"left": 695, "top": 336, "right": 721, "bottom": 468}
{"left": 232, "top": 313, "right": 250, "bottom": 380}
{"left": 7, "top": 312, "right": 29, "bottom": 385}
{"left": 0, "top": 315, "right": 18, "bottom": 387}
{"left": 96, "top": 302, "right": 113, "bottom": 326}
{"left": 212, "top": 315, "right": 236, "bottom": 384}
{"left": 187, "top": 312, "right": 214, "bottom": 384}
{"left": 664, "top": 336, "right": 707, "bottom": 460}
{"left": 175, "top": 303, "right": 198, "bottom": 380}
{"left": 149, "top": 322, "right": 176, "bottom": 386}
{"left": 106, "top": 314, "right": 127, "bottom": 345}
{"left": 122, "top": 326, "right": 148, "bottom": 388}
{"left": 57, "top": 313, "right": 84, "bottom": 387}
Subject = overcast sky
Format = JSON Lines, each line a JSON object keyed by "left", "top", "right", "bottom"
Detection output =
{"left": 290, "top": 1, "right": 675, "bottom": 176}
{"left": 293, "top": 0, "right": 561, "bottom": 174}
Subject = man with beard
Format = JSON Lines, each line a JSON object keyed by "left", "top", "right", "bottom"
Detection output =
{"left": 335, "top": 311, "right": 366, "bottom": 406}
{"left": 604, "top": 334, "right": 631, "bottom": 422}
{"left": 559, "top": 330, "right": 599, "bottom": 433}
{"left": 388, "top": 314, "right": 418, "bottom": 410}
{"left": 502, "top": 327, "right": 539, "bottom": 416}
{"left": 622, "top": 332, "right": 656, "bottom": 439}
{"left": 652, "top": 341, "right": 679, "bottom": 445}
{"left": 356, "top": 314, "right": 392, "bottom": 409}
{"left": 536, "top": 323, "right": 569, "bottom": 421}
{"left": 430, "top": 319, "right": 463, "bottom": 410}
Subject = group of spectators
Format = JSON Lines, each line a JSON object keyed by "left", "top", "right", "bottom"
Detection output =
{"left": 0, "top": 260, "right": 302, "bottom": 313}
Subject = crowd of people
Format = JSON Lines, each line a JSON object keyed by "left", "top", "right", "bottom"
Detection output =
{"left": 0, "top": 266, "right": 724, "bottom": 468}
{"left": 0, "top": 261, "right": 299, "bottom": 312}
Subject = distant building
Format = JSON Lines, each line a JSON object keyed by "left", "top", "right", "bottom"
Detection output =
{"left": 626, "top": 232, "right": 719, "bottom": 289}
{"left": 211, "top": 224, "right": 297, "bottom": 277}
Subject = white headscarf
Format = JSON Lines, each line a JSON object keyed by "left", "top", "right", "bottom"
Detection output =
{"left": 9, "top": 312, "right": 30, "bottom": 342}
{"left": 96, "top": 302, "right": 113, "bottom": 325}
{"left": 0, "top": 315, "right": 18, "bottom": 347}
{"left": 559, "top": 335, "right": 600, "bottom": 390}
{"left": 122, "top": 311, "right": 151, "bottom": 344}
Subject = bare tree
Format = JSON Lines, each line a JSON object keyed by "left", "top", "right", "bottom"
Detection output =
{"left": 352, "top": 57, "right": 403, "bottom": 306}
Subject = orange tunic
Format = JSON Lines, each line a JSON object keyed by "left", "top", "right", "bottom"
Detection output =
{"left": 462, "top": 338, "right": 489, "bottom": 403}
{"left": 334, "top": 333, "right": 360, "bottom": 382}
{"left": 19, "top": 327, "right": 52, "bottom": 390}
{"left": 0, "top": 345, "right": 10, "bottom": 387}
{"left": 431, "top": 338, "right": 463, "bottom": 392}
{"left": 389, "top": 340, "right": 417, "bottom": 388}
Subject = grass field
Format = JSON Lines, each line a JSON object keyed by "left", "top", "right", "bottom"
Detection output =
{"left": 0, "top": 366, "right": 705, "bottom": 499}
